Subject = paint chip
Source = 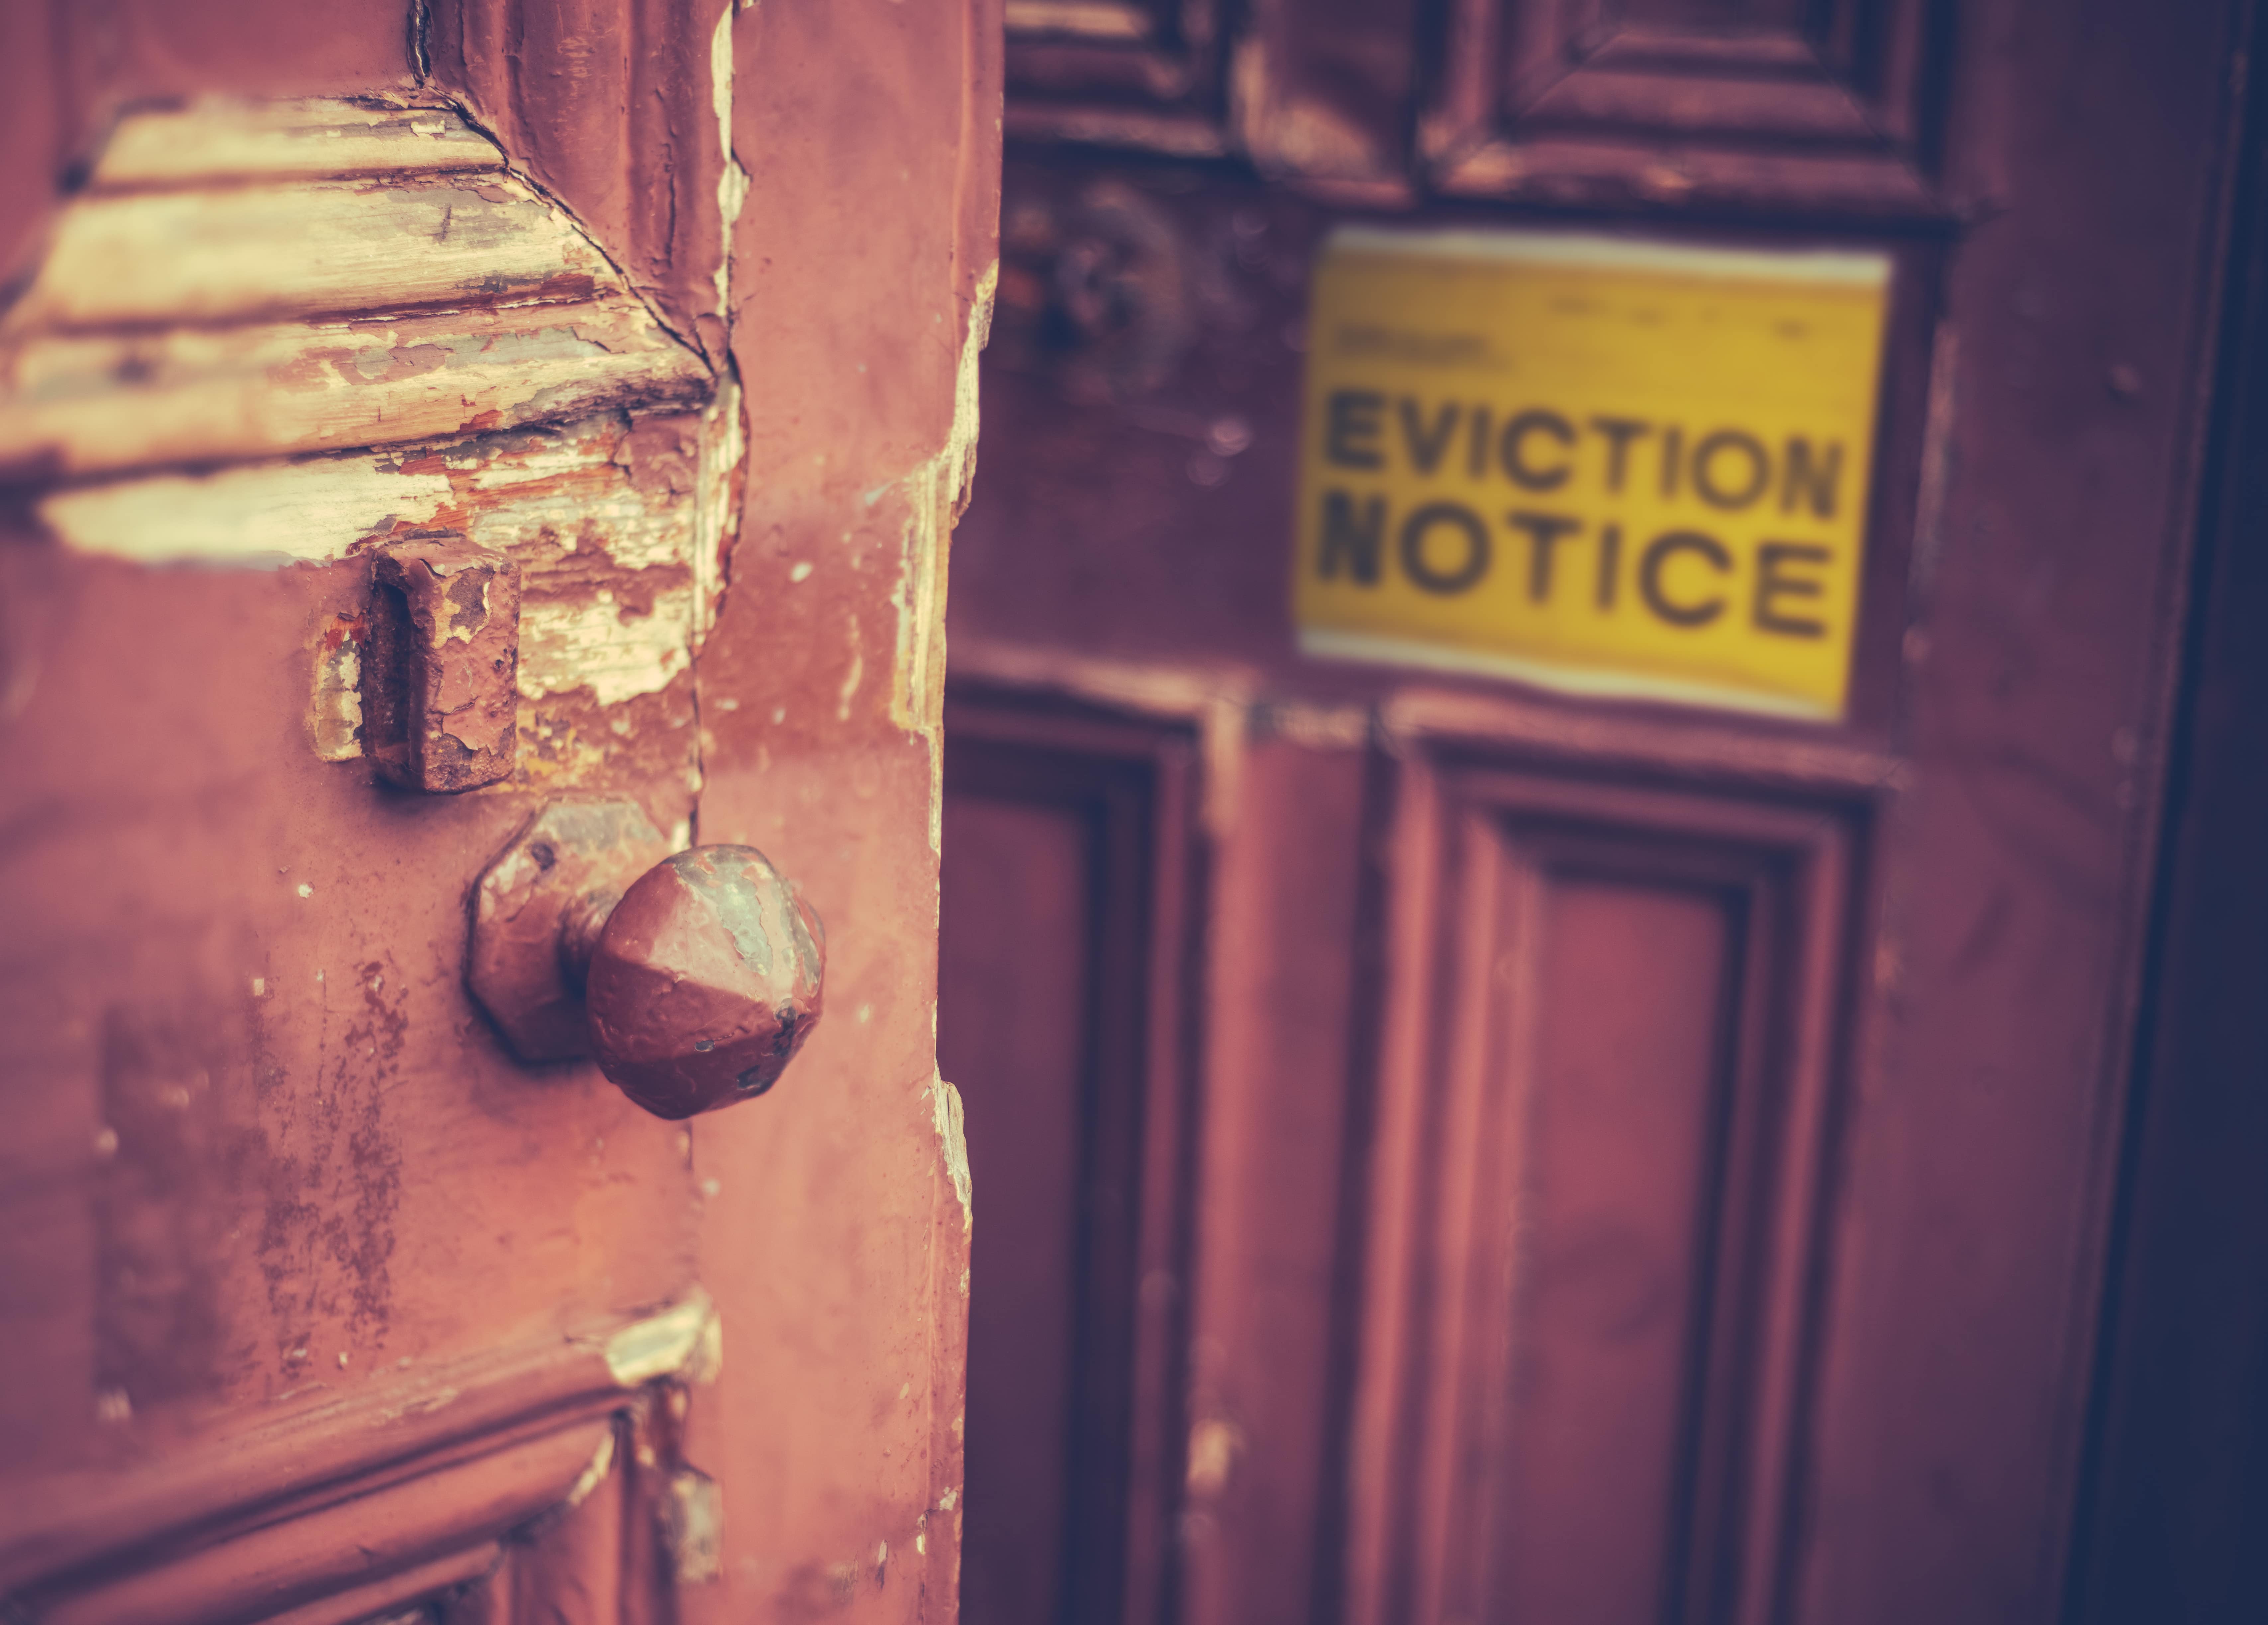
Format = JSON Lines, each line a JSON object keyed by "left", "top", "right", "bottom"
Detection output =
{"left": 563, "top": 1429, "right": 618, "bottom": 1508}
{"left": 790, "top": 560, "right": 814, "bottom": 583}
{"left": 663, "top": 1469, "right": 724, "bottom": 1584}
{"left": 603, "top": 1288, "right": 717, "bottom": 1385}
{"left": 297, "top": 882, "right": 313, "bottom": 898}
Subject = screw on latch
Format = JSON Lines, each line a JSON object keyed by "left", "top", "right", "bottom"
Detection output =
{"left": 361, "top": 535, "right": 521, "bottom": 793}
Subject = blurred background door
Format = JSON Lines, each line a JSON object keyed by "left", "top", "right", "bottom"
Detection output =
{"left": 936, "top": 3, "right": 2261, "bottom": 1625}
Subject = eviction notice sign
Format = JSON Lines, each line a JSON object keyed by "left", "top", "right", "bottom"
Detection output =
{"left": 1293, "top": 227, "right": 1891, "bottom": 718}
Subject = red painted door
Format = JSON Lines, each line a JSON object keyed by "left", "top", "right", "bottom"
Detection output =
{"left": 0, "top": 4, "right": 998, "bottom": 1623}
{"left": 939, "top": 3, "right": 2253, "bottom": 1623}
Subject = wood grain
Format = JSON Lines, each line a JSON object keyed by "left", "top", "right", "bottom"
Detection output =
{"left": 0, "top": 98, "right": 708, "bottom": 480}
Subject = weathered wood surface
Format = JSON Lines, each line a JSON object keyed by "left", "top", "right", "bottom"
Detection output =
{"left": 1, "top": 8, "right": 1000, "bottom": 1623}
{"left": 0, "top": 99, "right": 706, "bottom": 479}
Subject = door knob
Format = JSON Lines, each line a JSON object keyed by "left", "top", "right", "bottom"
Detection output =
{"left": 468, "top": 799, "right": 824, "bottom": 1119}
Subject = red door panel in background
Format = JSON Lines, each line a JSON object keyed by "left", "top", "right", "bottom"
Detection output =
{"left": 938, "top": 2, "right": 2254, "bottom": 1624}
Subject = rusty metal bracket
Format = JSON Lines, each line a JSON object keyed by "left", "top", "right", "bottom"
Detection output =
{"left": 469, "top": 799, "right": 673, "bottom": 1062}
{"left": 361, "top": 536, "right": 521, "bottom": 793}
{"left": 467, "top": 798, "right": 827, "bottom": 1118}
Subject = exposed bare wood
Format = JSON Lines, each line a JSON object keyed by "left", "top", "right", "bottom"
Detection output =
{"left": 2, "top": 300, "right": 704, "bottom": 479}
{"left": 39, "top": 411, "right": 709, "bottom": 716}
{"left": 89, "top": 99, "right": 505, "bottom": 189}
{"left": 12, "top": 178, "right": 618, "bottom": 333}
{"left": 0, "top": 100, "right": 709, "bottom": 482}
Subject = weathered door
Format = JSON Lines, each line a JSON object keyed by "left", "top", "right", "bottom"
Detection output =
{"left": 939, "top": 3, "right": 2251, "bottom": 1624}
{"left": 0, "top": 4, "right": 997, "bottom": 1623}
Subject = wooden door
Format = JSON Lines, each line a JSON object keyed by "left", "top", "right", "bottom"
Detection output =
{"left": 0, "top": 4, "right": 999, "bottom": 1624}
{"left": 939, "top": 3, "right": 2252, "bottom": 1623}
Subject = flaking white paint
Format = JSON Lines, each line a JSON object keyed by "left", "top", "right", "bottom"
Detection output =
{"left": 932, "top": 1075, "right": 971, "bottom": 1226}
{"left": 14, "top": 179, "right": 609, "bottom": 332}
{"left": 693, "top": 380, "right": 745, "bottom": 642}
{"left": 38, "top": 458, "right": 450, "bottom": 565}
{"left": 603, "top": 1288, "right": 718, "bottom": 1385}
{"left": 888, "top": 260, "right": 996, "bottom": 856}
{"left": 710, "top": 5, "right": 751, "bottom": 320}
{"left": 0, "top": 101, "right": 707, "bottom": 478}
{"left": 91, "top": 97, "right": 503, "bottom": 187}
{"left": 520, "top": 591, "right": 694, "bottom": 708}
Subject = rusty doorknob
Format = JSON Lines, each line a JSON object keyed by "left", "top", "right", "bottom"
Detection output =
{"left": 469, "top": 800, "right": 825, "bottom": 1119}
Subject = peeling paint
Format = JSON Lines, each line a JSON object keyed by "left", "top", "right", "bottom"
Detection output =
{"left": 889, "top": 259, "right": 995, "bottom": 739}
{"left": 889, "top": 259, "right": 996, "bottom": 857}
{"left": 932, "top": 1075, "right": 971, "bottom": 1227}
{"left": 709, "top": 5, "right": 751, "bottom": 320}
{"left": 90, "top": 97, "right": 505, "bottom": 188}
{"left": 686, "top": 1302, "right": 725, "bottom": 1384}
{"left": 664, "top": 1467, "right": 725, "bottom": 1584}
{"left": 838, "top": 616, "right": 865, "bottom": 721}
{"left": 603, "top": 1287, "right": 718, "bottom": 1385}
{"left": 12, "top": 177, "right": 607, "bottom": 332}
{"left": 1185, "top": 1415, "right": 1241, "bottom": 1497}
{"left": 39, "top": 457, "right": 451, "bottom": 565}
{"left": 518, "top": 586, "right": 692, "bottom": 707}
{"left": 693, "top": 380, "right": 745, "bottom": 643}
{"left": 562, "top": 1427, "right": 618, "bottom": 1507}
{"left": 308, "top": 611, "right": 365, "bottom": 760}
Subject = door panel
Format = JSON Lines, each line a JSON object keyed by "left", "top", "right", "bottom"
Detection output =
{"left": 0, "top": 95, "right": 716, "bottom": 1484}
{"left": 939, "top": 692, "right": 1205, "bottom": 1625}
{"left": 1347, "top": 730, "right": 1866, "bottom": 1625}
{"left": 1424, "top": 0, "right": 1947, "bottom": 217}
{"left": 1, "top": 3, "right": 1002, "bottom": 1622}
{"left": 946, "top": 793, "right": 1090, "bottom": 1625}
{"left": 0, "top": 1302, "right": 710, "bottom": 1625}
{"left": 946, "top": 2, "right": 2246, "bottom": 1622}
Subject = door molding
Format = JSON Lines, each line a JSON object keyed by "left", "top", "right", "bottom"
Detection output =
{"left": 1342, "top": 697, "right": 1886, "bottom": 1625}
{"left": 0, "top": 1295, "right": 718, "bottom": 1625}
{"left": 941, "top": 667, "right": 1215, "bottom": 1625}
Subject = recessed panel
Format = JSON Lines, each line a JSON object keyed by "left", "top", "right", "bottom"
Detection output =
{"left": 1349, "top": 757, "right": 1857, "bottom": 1625}
{"left": 1485, "top": 870, "right": 1739, "bottom": 1624}
{"left": 940, "top": 794, "right": 1094, "bottom": 1625}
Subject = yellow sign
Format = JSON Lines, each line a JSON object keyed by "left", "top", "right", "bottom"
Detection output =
{"left": 1294, "top": 227, "right": 1890, "bottom": 718}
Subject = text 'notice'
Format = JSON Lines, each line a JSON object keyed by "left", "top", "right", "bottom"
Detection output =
{"left": 1293, "top": 228, "right": 1891, "bottom": 718}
